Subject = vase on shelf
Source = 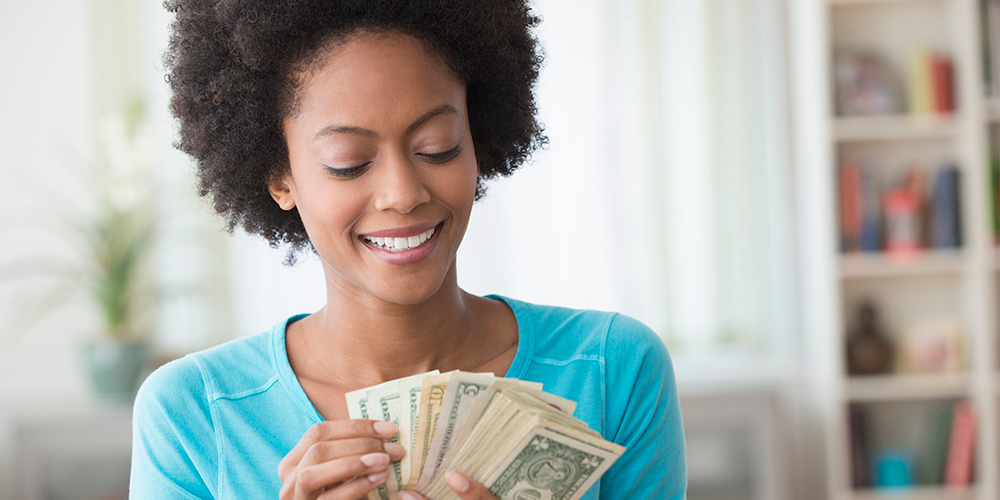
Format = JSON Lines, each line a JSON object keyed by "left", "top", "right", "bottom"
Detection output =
{"left": 846, "top": 300, "right": 894, "bottom": 376}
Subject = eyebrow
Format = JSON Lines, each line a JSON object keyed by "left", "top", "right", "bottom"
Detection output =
{"left": 312, "top": 104, "right": 460, "bottom": 141}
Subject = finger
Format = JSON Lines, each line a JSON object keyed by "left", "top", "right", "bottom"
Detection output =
{"left": 446, "top": 472, "right": 499, "bottom": 500}
{"left": 316, "top": 469, "right": 390, "bottom": 500}
{"left": 279, "top": 421, "right": 397, "bottom": 480}
{"left": 300, "top": 438, "right": 406, "bottom": 471}
{"left": 398, "top": 491, "right": 428, "bottom": 500}
{"left": 281, "top": 453, "right": 390, "bottom": 498}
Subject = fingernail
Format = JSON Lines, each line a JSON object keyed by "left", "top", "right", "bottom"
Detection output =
{"left": 368, "top": 470, "right": 389, "bottom": 483}
{"left": 447, "top": 472, "right": 470, "bottom": 493}
{"left": 384, "top": 442, "right": 405, "bottom": 459}
{"left": 374, "top": 421, "right": 397, "bottom": 436}
{"left": 398, "top": 492, "right": 420, "bottom": 500}
{"left": 360, "top": 452, "right": 389, "bottom": 467}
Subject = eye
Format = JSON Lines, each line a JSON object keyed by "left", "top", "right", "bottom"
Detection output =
{"left": 419, "top": 146, "right": 462, "bottom": 164}
{"left": 324, "top": 163, "right": 370, "bottom": 179}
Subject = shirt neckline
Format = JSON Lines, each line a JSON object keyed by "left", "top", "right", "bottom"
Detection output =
{"left": 270, "top": 294, "right": 535, "bottom": 423}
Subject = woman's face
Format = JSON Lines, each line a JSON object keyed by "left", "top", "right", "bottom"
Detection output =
{"left": 273, "top": 32, "right": 479, "bottom": 305}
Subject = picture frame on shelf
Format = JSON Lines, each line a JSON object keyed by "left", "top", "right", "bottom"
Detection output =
{"left": 895, "top": 316, "right": 965, "bottom": 375}
{"left": 835, "top": 52, "right": 901, "bottom": 117}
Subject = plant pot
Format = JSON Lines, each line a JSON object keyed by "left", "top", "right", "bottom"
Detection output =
{"left": 82, "top": 340, "right": 150, "bottom": 403}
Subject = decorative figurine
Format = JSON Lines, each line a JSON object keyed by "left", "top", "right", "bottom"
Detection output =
{"left": 846, "top": 300, "right": 894, "bottom": 375}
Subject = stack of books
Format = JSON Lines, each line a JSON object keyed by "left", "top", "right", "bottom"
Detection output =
{"left": 850, "top": 400, "right": 978, "bottom": 489}
{"left": 839, "top": 161, "right": 962, "bottom": 254}
{"left": 908, "top": 49, "right": 954, "bottom": 115}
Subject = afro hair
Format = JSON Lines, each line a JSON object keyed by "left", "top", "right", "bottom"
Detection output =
{"left": 163, "top": 0, "right": 547, "bottom": 256}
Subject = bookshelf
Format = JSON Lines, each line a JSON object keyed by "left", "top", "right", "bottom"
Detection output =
{"left": 819, "top": 0, "right": 1000, "bottom": 499}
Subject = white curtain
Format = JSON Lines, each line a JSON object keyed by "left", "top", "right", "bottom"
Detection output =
{"left": 214, "top": 0, "right": 798, "bottom": 359}
{"left": 458, "top": 0, "right": 797, "bottom": 357}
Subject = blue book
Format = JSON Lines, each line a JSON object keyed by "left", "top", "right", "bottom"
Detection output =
{"left": 930, "top": 166, "right": 962, "bottom": 248}
{"left": 859, "top": 165, "right": 881, "bottom": 252}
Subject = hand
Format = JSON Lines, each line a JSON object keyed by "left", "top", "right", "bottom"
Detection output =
{"left": 278, "top": 419, "right": 405, "bottom": 500}
{"left": 398, "top": 472, "right": 499, "bottom": 500}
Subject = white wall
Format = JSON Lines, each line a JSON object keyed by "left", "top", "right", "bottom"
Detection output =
{"left": 1, "top": 0, "right": 100, "bottom": 408}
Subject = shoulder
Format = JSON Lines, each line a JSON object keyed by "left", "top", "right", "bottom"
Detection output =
{"left": 136, "top": 321, "right": 282, "bottom": 410}
{"left": 495, "top": 295, "right": 667, "bottom": 365}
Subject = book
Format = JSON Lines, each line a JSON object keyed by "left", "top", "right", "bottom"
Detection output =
{"left": 909, "top": 48, "right": 933, "bottom": 114}
{"left": 850, "top": 406, "right": 870, "bottom": 488}
{"left": 919, "top": 402, "right": 954, "bottom": 484}
{"left": 859, "top": 164, "right": 881, "bottom": 252}
{"left": 944, "top": 400, "right": 977, "bottom": 486}
{"left": 931, "top": 55, "right": 954, "bottom": 113}
{"left": 903, "top": 169, "right": 930, "bottom": 247}
{"left": 929, "top": 166, "right": 962, "bottom": 248}
{"left": 908, "top": 49, "right": 955, "bottom": 115}
{"left": 840, "top": 161, "right": 863, "bottom": 251}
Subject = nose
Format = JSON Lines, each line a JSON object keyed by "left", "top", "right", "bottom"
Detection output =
{"left": 372, "top": 150, "right": 431, "bottom": 214}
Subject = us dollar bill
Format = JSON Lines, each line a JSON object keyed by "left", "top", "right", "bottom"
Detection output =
{"left": 408, "top": 374, "right": 451, "bottom": 487}
{"left": 416, "top": 372, "right": 499, "bottom": 489}
{"left": 398, "top": 371, "right": 439, "bottom": 489}
{"left": 483, "top": 428, "right": 623, "bottom": 500}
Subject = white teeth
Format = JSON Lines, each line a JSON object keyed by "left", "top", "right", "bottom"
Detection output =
{"left": 363, "top": 226, "right": 436, "bottom": 252}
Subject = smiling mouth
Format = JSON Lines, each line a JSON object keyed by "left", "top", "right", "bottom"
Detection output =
{"left": 360, "top": 225, "right": 438, "bottom": 253}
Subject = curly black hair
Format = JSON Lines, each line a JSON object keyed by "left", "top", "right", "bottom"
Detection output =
{"left": 164, "top": 0, "right": 547, "bottom": 255}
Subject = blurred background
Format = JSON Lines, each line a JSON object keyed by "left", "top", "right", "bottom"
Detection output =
{"left": 1, "top": 0, "right": 998, "bottom": 499}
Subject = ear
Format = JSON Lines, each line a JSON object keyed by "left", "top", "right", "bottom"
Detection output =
{"left": 268, "top": 174, "right": 297, "bottom": 211}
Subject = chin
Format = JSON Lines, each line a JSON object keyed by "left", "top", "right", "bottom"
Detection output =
{"left": 371, "top": 284, "right": 445, "bottom": 306}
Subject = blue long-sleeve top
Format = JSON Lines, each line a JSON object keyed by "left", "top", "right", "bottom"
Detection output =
{"left": 129, "top": 295, "right": 687, "bottom": 499}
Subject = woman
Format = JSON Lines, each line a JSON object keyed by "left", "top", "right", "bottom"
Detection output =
{"left": 130, "top": 1, "right": 686, "bottom": 499}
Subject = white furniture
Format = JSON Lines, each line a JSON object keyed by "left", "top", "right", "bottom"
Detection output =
{"left": 0, "top": 404, "right": 133, "bottom": 500}
{"left": 797, "top": 1, "right": 1000, "bottom": 499}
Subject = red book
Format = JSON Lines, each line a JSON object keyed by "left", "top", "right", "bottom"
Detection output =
{"left": 932, "top": 55, "right": 954, "bottom": 113}
{"left": 840, "top": 161, "right": 862, "bottom": 251}
{"left": 944, "top": 400, "right": 977, "bottom": 486}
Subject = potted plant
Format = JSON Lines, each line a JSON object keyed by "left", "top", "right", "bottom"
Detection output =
{"left": 3, "top": 98, "right": 158, "bottom": 402}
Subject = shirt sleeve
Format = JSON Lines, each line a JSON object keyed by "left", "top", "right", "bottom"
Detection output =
{"left": 600, "top": 314, "right": 687, "bottom": 499}
{"left": 130, "top": 356, "right": 219, "bottom": 499}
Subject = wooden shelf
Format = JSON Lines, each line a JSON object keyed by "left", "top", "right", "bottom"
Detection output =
{"left": 845, "top": 373, "right": 970, "bottom": 402}
{"left": 850, "top": 486, "right": 976, "bottom": 500}
{"left": 839, "top": 250, "right": 964, "bottom": 279}
{"left": 833, "top": 114, "right": 958, "bottom": 142}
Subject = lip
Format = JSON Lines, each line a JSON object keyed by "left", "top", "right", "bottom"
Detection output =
{"left": 359, "top": 221, "right": 444, "bottom": 266}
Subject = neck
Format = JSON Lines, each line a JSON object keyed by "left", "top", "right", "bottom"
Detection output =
{"left": 295, "top": 262, "right": 480, "bottom": 388}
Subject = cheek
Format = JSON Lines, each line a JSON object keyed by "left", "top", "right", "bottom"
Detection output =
{"left": 294, "top": 182, "right": 365, "bottom": 240}
{"left": 445, "top": 159, "right": 479, "bottom": 212}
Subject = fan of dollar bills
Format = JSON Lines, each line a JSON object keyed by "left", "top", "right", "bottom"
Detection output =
{"left": 345, "top": 371, "right": 625, "bottom": 500}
